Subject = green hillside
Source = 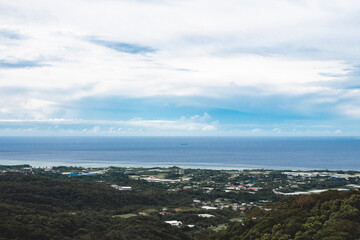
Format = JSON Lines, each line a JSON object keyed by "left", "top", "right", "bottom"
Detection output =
{"left": 0, "top": 174, "right": 189, "bottom": 240}
{"left": 208, "top": 191, "right": 360, "bottom": 240}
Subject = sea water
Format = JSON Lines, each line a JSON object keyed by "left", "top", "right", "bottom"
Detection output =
{"left": 0, "top": 137, "right": 359, "bottom": 170}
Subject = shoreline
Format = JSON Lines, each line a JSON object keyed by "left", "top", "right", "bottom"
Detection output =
{"left": 1, "top": 160, "right": 359, "bottom": 172}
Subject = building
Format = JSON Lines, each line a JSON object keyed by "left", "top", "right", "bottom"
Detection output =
{"left": 198, "top": 214, "right": 215, "bottom": 218}
{"left": 165, "top": 220, "right": 182, "bottom": 226}
{"left": 201, "top": 206, "right": 217, "bottom": 210}
{"left": 111, "top": 185, "right": 132, "bottom": 191}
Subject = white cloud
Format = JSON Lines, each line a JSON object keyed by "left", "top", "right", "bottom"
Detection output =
{"left": 0, "top": 114, "right": 218, "bottom": 135}
{"left": 0, "top": 118, "right": 355, "bottom": 136}
{"left": 339, "top": 104, "right": 360, "bottom": 119}
{"left": 202, "top": 125, "right": 216, "bottom": 131}
{"left": 272, "top": 128, "right": 282, "bottom": 133}
{"left": 0, "top": 0, "right": 360, "bottom": 134}
{"left": 334, "top": 129, "right": 342, "bottom": 134}
{"left": 125, "top": 116, "right": 217, "bottom": 132}
{"left": 252, "top": 128, "right": 263, "bottom": 133}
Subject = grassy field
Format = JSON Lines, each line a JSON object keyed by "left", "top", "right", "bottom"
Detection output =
{"left": 212, "top": 224, "right": 227, "bottom": 232}
{"left": 229, "top": 217, "right": 243, "bottom": 222}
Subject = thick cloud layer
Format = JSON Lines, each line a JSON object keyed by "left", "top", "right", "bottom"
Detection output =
{"left": 0, "top": 0, "right": 359, "bottom": 135}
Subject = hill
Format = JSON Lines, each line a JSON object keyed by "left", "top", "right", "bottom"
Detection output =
{"left": 0, "top": 174, "right": 189, "bottom": 240}
{"left": 208, "top": 190, "right": 360, "bottom": 240}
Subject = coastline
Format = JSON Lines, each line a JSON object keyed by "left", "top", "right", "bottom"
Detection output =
{"left": 1, "top": 159, "right": 359, "bottom": 171}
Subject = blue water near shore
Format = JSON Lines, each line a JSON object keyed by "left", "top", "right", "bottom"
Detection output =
{"left": 0, "top": 137, "right": 359, "bottom": 170}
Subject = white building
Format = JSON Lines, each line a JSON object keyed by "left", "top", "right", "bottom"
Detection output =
{"left": 111, "top": 185, "right": 132, "bottom": 191}
{"left": 201, "top": 206, "right": 217, "bottom": 210}
{"left": 165, "top": 220, "right": 182, "bottom": 226}
{"left": 198, "top": 214, "right": 215, "bottom": 218}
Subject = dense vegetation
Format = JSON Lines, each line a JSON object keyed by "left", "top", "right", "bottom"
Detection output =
{"left": 208, "top": 190, "right": 360, "bottom": 240}
{"left": 1, "top": 166, "right": 360, "bottom": 240}
{"left": 0, "top": 174, "right": 189, "bottom": 240}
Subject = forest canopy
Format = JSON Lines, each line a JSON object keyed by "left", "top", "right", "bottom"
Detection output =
{"left": 208, "top": 190, "right": 360, "bottom": 240}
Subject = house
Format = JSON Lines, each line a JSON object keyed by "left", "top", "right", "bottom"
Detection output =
{"left": 201, "top": 206, "right": 217, "bottom": 210}
{"left": 165, "top": 220, "right": 182, "bottom": 226}
{"left": 198, "top": 214, "right": 215, "bottom": 218}
{"left": 111, "top": 185, "right": 132, "bottom": 191}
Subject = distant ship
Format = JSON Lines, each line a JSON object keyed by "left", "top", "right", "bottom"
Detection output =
{"left": 180, "top": 143, "right": 188, "bottom": 146}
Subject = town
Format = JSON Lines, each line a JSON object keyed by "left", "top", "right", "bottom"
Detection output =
{"left": 1, "top": 164, "right": 360, "bottom": 234}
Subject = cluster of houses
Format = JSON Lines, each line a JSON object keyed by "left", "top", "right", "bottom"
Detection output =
{"left": 61, "top": 169, "right": 108, "bottom": 176}
{"left": 164, "top": 215, "right": 215, "bottom": 227}
{"left": 225, "top": 185, "right": 259, "bottom": 192}
{"left": 140, "top": 176, "right": 191, "bottom": 183}
{"left": 192, "top": 198, "right": 253, "bottom": 211}
{"left": 283, "top": 171, "right": 360, "bottom": 180}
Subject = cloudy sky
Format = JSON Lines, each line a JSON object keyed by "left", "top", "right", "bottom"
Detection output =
{"left": 0, "top": 0, "right": 359, "bottom": 136}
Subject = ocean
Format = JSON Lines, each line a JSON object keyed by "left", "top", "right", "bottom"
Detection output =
{"left": 0, "top": 137, "right": 359, "bottom": 170}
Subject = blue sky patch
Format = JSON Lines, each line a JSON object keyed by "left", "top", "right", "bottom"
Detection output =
{"left": 89, "top": 38, "right": 155, "bottom": 54}
{"left": 0, "top": 30, "right": 22, "bottom": 40}
{"left": 0, "top": 60, "right": 48, "bottom": 69}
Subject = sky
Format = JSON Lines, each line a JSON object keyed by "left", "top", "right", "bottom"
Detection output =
{"left": 0, "top": 0, "right": 360, "bottom": 136}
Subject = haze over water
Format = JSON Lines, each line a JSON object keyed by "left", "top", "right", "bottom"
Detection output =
{"left": 1, "top": 137, "right": 359, "bottom": 170}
